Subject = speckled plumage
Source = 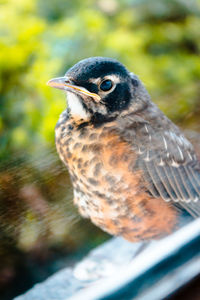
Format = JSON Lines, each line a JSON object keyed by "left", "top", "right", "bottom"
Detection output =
{"left": 48, "top": 57, "right": 200, "bottom": 242}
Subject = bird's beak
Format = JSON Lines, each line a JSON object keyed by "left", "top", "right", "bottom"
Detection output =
{"left": 47, "top": 76, "right": 101, "bottom": 101}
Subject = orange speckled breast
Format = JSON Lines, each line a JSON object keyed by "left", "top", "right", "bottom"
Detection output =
{"left": 55, "top": 111, "right": 178, "bottom": 242}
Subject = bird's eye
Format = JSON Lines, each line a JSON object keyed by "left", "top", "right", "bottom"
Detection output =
{"left": 100, "top": 79, "right": 113, "bottom": 92}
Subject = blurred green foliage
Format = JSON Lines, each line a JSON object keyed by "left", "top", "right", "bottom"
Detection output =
{"left": 0, "top": 0, "right": 200, "bottom": 298}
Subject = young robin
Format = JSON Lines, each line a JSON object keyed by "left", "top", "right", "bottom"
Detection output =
{"left": 47, "top": 57, "right": 200, "bottom": 242}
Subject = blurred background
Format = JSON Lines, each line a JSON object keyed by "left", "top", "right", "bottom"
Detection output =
{"left": 0, "top": 0, "right": 200, "bottom": 299}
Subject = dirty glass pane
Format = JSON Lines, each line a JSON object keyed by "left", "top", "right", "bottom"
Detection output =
{"left": 0, "top": 0, "right": 200, "bottom": 299}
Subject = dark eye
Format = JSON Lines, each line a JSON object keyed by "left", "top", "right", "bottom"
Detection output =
{"left": 100, "top": 79, "right": 113, "bottom": 92}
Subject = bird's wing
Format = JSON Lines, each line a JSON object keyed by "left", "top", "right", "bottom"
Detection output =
{"left": 124, "top": 120, "right": 200, "bottom": 218}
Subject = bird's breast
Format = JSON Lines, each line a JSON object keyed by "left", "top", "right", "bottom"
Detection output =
{"left": 55, "top": 115, "right": 178, "bottom": 242}
{"left": 56, "top": 116, "right": 137, "bottom": 213}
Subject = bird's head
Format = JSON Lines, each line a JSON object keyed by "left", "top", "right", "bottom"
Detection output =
{"left": 47, "top": 57, "right": 150, "bottom": 123}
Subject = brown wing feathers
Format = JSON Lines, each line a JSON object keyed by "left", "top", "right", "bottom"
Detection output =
{"left": 121, "top": 115, "right": 200, "bottom": 218}
{"left": 139, "top": 130, "right": 200, "bottom": 218}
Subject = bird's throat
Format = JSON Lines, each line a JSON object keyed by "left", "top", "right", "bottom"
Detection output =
{"left": 67, "top": 92, "right": 90, "bottom": 120}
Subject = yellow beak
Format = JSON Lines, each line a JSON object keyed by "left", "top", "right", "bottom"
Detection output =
{"left": 47, "top": 77, "right": 101, "bottom": 101}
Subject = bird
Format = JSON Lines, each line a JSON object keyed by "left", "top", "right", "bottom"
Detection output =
{"left": 47, "top": 57, "right": 200, "bottom": 242}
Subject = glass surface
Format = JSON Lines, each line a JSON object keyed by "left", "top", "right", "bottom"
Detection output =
{"left": 0, "top": 0, "right": 200, "bottom": 299}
